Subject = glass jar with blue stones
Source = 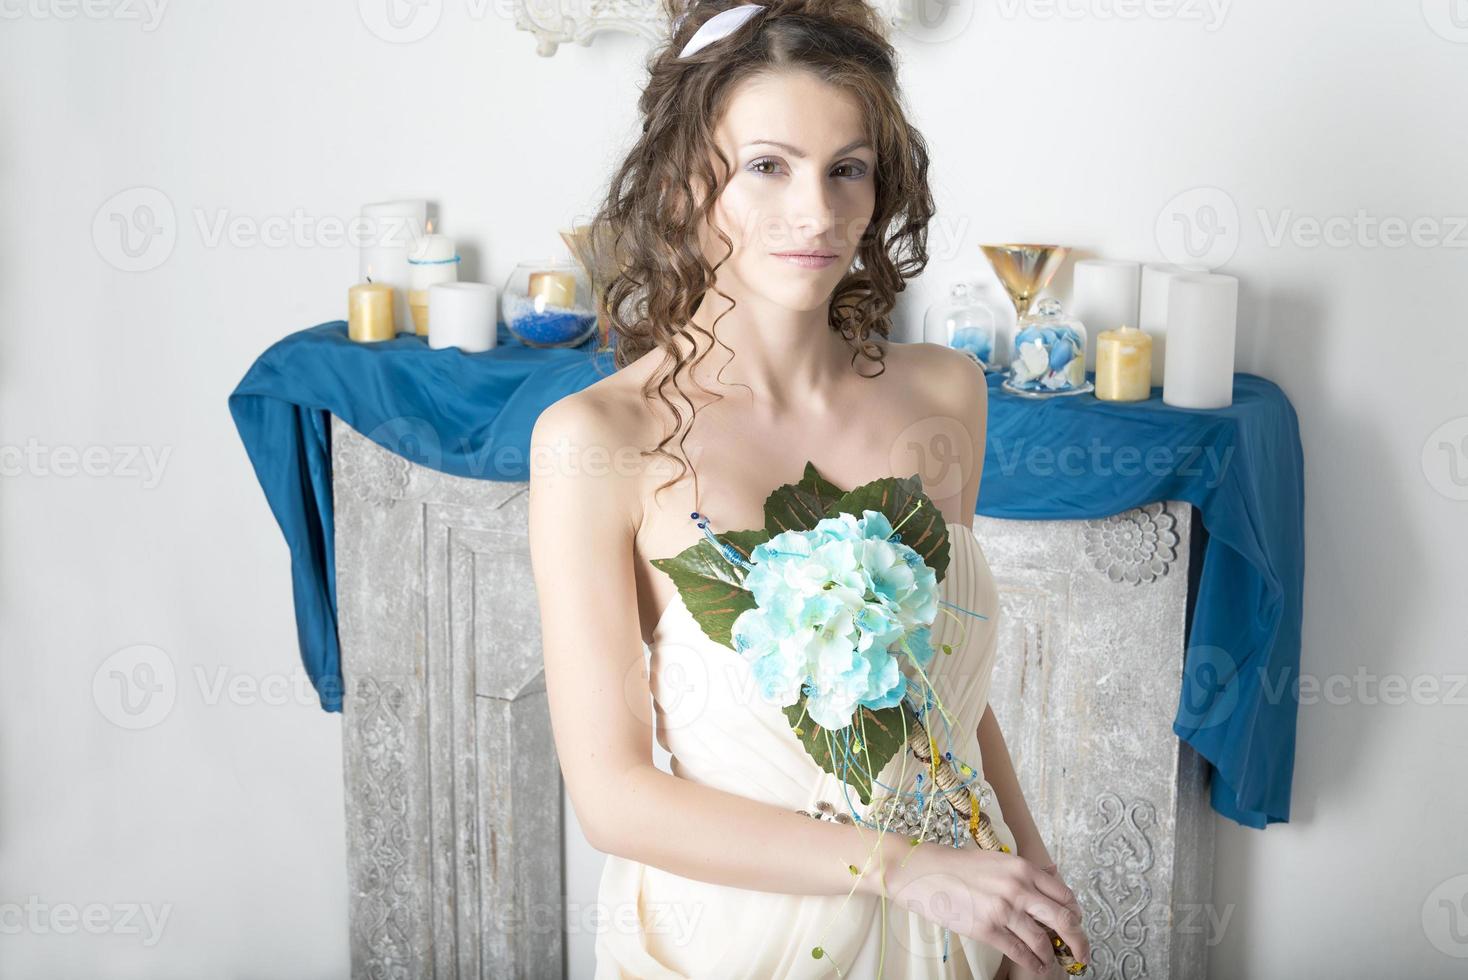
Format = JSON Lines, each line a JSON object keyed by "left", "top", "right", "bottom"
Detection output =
{"left": 500, "top": 258, "right": 598, "bottom": 348}
{"left": 1004, "top": 297, "right": 1093, "bottom": 398}
{"left": 922, "top": 281, "right": 1006, "bottom": 372}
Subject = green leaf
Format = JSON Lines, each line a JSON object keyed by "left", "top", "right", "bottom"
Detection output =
{"left": 763, "top": 461, "right": 848, "bottom": 534}
{"left": 827, "top": 472, "right": 951, "bottom": 583}
{"left": 650, "top": 528, "right": 768, "bottom": 648}
{"left": 781, "top": 699, "right": 911, "bottom": 806}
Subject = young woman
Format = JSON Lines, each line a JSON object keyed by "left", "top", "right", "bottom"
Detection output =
{"left": 528, "top": 0, "right": 1090, "bottom": 975}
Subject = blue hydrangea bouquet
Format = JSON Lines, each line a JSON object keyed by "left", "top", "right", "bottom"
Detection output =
{"left": 651, "top": 461, "right": 958, "bottom": 806}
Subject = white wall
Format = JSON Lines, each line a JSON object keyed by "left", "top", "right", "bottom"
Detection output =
{"left": 2, "top": 1, "right": 1464, "bottom": 977}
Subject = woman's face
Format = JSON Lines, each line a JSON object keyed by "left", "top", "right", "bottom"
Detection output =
{"left": 699, "top": 70, "right": 877, "bottom": 313}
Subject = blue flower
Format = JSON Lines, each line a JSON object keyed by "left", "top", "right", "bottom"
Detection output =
{"left": 728, "top": 509, "right": 941, "bottom": 731}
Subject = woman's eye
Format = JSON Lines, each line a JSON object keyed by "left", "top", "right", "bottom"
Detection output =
{"left": 748, "top": 159, "right": 868, "bottom": 178}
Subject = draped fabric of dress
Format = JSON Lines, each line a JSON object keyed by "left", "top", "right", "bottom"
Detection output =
{"left": 594, "top": 521, "right": 1019, "bottom": 979}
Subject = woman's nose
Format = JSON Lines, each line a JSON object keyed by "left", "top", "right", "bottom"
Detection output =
{"left": 787, "top": 173, "right": 839, "bottom": 239}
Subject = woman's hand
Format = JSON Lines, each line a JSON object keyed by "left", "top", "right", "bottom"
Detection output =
{"left": 883, "top": 841, "right": 1092, "bottom": 975}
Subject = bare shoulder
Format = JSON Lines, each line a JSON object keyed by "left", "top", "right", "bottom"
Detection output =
{"left": 883, "top": 341, "right": 989, "bottom": 524}
{"left": 529, "top": 380, "right": 648, "bottom": 528}
{"left": 542, "top": 331, "right": 671, "bottom": 427}
{"left": 532, "top": 377, "right": 635, "bottom": 444}
{"left": 886, "top": 340, "right": 989, "bottom": 417}
{"left": 538, "top": 344, "right": 666, "bottom": 434}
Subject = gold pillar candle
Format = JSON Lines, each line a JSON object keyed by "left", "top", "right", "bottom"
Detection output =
{"left": 348, "top": 280, "right": 395, "bottom": 342}
{"left": 527, "top": 270, "right": 576, "bottom": 309}
{"left": 408, "top": 288, "right": 431, "bottom": 335}
{"left": 1095, "top": 325, "right": 1152, "bottom": 401}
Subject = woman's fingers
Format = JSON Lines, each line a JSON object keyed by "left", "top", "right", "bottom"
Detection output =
{"left": 1004, "top": 909, "right": 1056, "bottom": 973}
{"left": 997, "top": 927, "right": 1049, "bottom": 975}
{"left": 1027, "top": 867, "right": 1090, "bottom": 963}
{"left": 1031, "top": 866, "right": 1079, "bottom": 908}
{"left": 1022, "top": 896, "right": 1092, "bottom": 965}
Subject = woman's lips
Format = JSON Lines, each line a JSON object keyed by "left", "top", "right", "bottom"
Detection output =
{"left": 774, "top": 252, "right": 838, "bottom": 270}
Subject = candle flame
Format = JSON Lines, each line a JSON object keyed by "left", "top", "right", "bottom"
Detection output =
{"left": 426, "top": 219, "right": 435, "bottom": 235}
{"left": 366, "top": 264, "right": 374, "bottom": 283}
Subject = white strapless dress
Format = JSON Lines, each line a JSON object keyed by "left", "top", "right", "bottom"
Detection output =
{"left": 594, "top": 521, "right": 1018, "bottom": 979}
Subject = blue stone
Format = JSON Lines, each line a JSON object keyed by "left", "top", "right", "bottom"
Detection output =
{"left": 950, "top": 327, "right": 993, "bottom": 365}
{"left": 1049, "top": 338, "right": 1075, "bottom": 372}
{"left": 1014, "top": 327, "right": 1043, "bottom": 348}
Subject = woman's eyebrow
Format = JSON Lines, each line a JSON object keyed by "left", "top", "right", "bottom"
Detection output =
{"left": 742, "top": 137, "right": 873, "bottom": 158}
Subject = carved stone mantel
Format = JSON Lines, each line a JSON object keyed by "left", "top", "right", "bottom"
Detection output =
{"left": 332, "top": 416, "right": 562, "bottom": 980}
{"left": 331, "top": 414, "right": 1214, "bottom": 979}
{"left": 978, "top": 502, "right": 1215, "bottom": 980}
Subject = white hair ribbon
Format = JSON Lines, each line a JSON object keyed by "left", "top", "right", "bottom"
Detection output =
{"left": 677, "top": 3, "right": 767, "bottom": 59}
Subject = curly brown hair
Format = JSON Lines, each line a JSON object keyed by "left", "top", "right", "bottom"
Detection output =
{"left": 587, "top": 0, "right": 936, "bottom": 503}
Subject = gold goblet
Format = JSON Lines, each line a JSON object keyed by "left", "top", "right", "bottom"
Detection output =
{"left": 978, "top": 243, "right": 1070, "bottom": 326}
{"left": 560, "top": 221, "right": 624, "bottom": 354}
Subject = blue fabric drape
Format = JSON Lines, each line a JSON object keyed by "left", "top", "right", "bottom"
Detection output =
{"left": 978, "top": 371, "right": 1303, "bottom": 829}
{"left": 227, "top": 321, "right": 614, "bottom": 713}
{"left": 229, "top": 320, "right": 1303, "bottom": 829}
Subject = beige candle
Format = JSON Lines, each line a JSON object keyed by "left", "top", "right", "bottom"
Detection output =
{"left": 528, "top": 270, "right": 576, "bottom": 309}
{"left": 348, "top": 279, "right": 395, "bottom": 343}
{"left": 1095, "top": 325, "right": 1152, "bottom": 401}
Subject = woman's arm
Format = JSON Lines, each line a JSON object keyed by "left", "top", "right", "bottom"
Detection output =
{"left": 527, "top": 393, "right": 904, "bottom": 899}
{"left": 977, "top": 704, "right": 1052, "bottom": 867}
{"left": 934, "top": 349, "right": 1055, "bottom": 870}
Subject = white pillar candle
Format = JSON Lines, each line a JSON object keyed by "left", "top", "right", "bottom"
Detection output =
{"left": 358, "top": 199, "right": 427, "bottom": 334}
{"left": 1138, "top": 262, "right": 1208, "bottom": 387}
{"left": 408, "top": 227, "right": 458, "bottom": 288}
{"left": 1162, "top": 272, "right": 1238, "bottom": 410}
{"left": 407, "top": 222, "right": 459, "bottom": 334}
{"left": 428, "top": 282, "right": 497, "bottom": 353}
{"left": 1070, "top": 259, "right": 1139, "bottom": 371}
